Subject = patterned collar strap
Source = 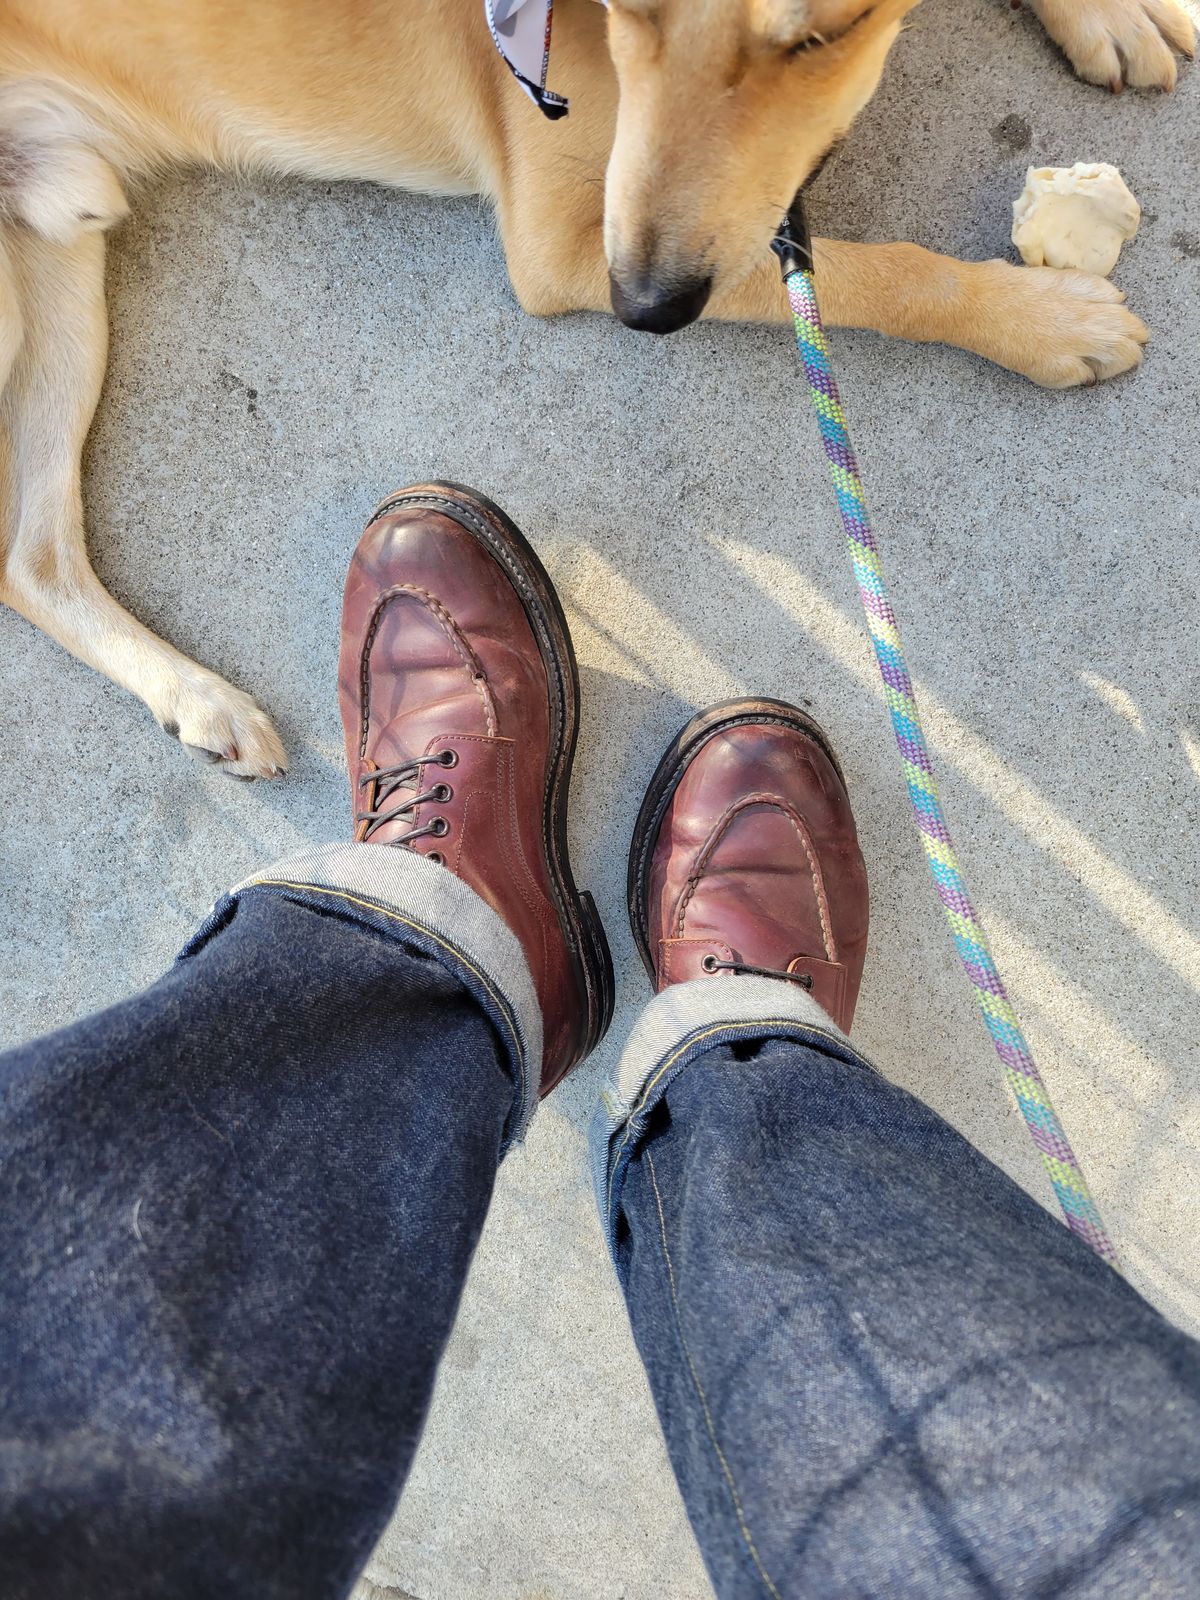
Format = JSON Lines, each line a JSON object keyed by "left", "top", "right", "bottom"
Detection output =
{"left": 485, "top": 0, "right": 607, "bottom": 119}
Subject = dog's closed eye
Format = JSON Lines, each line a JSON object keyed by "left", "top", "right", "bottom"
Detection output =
{"left": 783, "top": 2, "right": 879, "bottom": 55}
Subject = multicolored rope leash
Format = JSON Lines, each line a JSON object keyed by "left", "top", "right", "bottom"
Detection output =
{"left": 773, "top": 203, "right": 1118, "bottom": 1266}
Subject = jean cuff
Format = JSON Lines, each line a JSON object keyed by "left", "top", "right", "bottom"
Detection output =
{"left": 590, "top": 974, "right": 877, "bottom": 1252}
{"left": 194, "top": 843, "right": 543, "bottom": 1143}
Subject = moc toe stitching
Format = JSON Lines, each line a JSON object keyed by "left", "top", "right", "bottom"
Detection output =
{"left": 630, "top": 715, "right": 841, "bottom": 948}
{"left": 359, "top": 586, "right": 499, "bottom": 762}
{"left": 672, "top": 793, "right": 835, "bottom": 963}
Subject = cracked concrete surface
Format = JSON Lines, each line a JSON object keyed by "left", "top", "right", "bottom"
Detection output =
{"left": 1, "top": 2, "right": 1198, "bottom": 1596}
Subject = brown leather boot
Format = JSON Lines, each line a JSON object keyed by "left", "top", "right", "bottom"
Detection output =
{"left": 628, "top": 699, "right": 869, "bottom": 1031}
{"left": 340, "top": 482, "right": 614, "bottom": 1092}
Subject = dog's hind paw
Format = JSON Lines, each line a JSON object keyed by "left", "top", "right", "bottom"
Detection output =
{"left": 1032, "top": 0, "right": 1195, "bottom": 92}
{"left": 966, "top": 261, "right": 1149, "bottom": 388}
{"left": 157, "top": 672, "right": 288, "bottom": 780}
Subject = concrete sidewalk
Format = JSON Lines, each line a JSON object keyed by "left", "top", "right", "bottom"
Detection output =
{"left": 2, "top": 1, "right": 1199, "bottom": 1595}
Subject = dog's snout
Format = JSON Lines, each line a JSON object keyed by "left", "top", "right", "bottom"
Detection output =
{"left": 609, "top": 269, "right": 713, "bottom": 335}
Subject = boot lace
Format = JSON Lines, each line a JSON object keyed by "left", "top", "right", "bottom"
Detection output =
{"left": 700, "top": 955, "right": 813, "bottom": 990}
{"left": 357, "top": 749, "right": 457, "bottom": 857}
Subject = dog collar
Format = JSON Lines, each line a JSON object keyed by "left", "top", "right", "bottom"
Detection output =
{"left": 485, "top": 0, "right": 607, "bottom": 118}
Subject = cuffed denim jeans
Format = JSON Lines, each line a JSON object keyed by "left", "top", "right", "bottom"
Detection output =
{"left": 2, "top": 845, "right": 1198, "bottom": 1599}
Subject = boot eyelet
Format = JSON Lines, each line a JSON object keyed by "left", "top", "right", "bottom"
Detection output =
{"left": 427, "top": 851, "right": 443, "bottom": 866}
{"left": 432, "top": 783, "right": 452, "bottom": 802}
{"left": 701, "top": 954, "right": 719, "bottom": 973}
{"left": 799, "top": 973, "right": 814, "bottom": 990}
{"left": 430, "top": 817, "right": 449, "bottom": 838}
{"left": 437, "top": 749, "right": 458, "bottom": 768}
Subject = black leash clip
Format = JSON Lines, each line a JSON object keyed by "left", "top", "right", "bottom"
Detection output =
{"left": 771, "top": 195, "right": 814, "bottom": 278}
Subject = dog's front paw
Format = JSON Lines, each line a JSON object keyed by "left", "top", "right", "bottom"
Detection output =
{"left": 1032, "top": 0, "right": 1195, "bottom": 91}
{"left": 968, "top": 262, "right": 1149, "bottom": 387}
{"left": 156, "top": 670, "right": 288, "bottom": 780}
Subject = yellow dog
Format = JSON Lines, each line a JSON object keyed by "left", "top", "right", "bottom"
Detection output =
{"left": 0, "top": 0, "right": 1190, "bottom": 774}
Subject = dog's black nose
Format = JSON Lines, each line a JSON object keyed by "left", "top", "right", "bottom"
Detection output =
{"left": 609, "top": 271, "right": 713, "bottom": 334}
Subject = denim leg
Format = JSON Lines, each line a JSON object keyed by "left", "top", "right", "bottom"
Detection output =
{"left": 594, "top": 980, "right": 1200, "bottom": 1599}
{"left": 0, "top": 848, "right": 537, "bottom": 1600}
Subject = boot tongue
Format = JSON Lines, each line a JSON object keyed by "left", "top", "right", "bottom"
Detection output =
{"left": 354, "top": 755, "right": 432, "bottom": 848}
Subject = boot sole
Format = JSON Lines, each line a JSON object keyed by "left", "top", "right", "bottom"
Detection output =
{"left": 627, "top": 698, "right": 846, "bottom": 981}
{"left": 366, "top": 482, "right": 615, "bottom": 1085}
